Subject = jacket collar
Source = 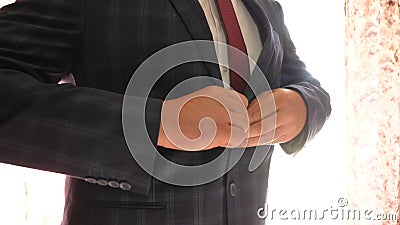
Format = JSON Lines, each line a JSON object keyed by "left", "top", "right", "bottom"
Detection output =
{"left": 169, "top": 0, "right": 275, "bottom": 88}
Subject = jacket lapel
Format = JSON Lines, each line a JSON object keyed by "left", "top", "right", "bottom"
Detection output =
{"left": 242, "top": 0, "right": 283, "bottom": 99}
{"left": 169, "top": 0, "right": 221, "bottom": 80}
{"left": 169, "top": 0, "right": 212, "bottom": 41}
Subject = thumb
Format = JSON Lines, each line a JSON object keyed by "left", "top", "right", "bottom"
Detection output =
{"left": 236, "top": 92, "right": 249, "bottom": 108}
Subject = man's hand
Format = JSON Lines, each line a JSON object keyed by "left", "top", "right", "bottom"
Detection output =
{"left": 158, "top": 86, "right": 249, "bottom": 151}
{"left": 243, "top": 88, "right": 307, "bottom": 147}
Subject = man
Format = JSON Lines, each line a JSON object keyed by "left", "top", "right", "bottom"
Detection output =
{"left": 0, "top": 0, "right": 331, "bottom": 224}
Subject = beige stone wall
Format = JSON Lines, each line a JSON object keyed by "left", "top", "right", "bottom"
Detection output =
{"left": 345, "top": 0, "right": 400, "bottom": 224}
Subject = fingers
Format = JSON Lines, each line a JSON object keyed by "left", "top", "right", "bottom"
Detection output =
{"left": 228, "top": 111, "right": 250, "bottom": 132}
{"left": 225, "top": 125, "right": 249, "bottom": 148}
{"left": 168, "top": 86, "right": 298, "bottom": 149}
{"left": 223, "top": 88, "right": 248, "bottom": 107}
{"left": 237, "top": 129, "right": 275, "bottom": 147}
{"left": 247, "top": 91, "right": 275, "bottom": 124}
{"left": 217, "top": 93, "right": 248, "bottom": 114}
{"left": 234, "top": 91, "right": 249, "bottom": 108}
{"left": 218, "top": 88, "right": 305, "bottom": 148}
{"left": 248, "top": 113, "right": 276, "bottom": 138}
{"left": 221, "top": 90, "right": 249, "bottom": 113}
{"left": 200, "top": 86, "right": 248, "bottom": 114}
{"left": 239, "top": 125, "right": 286, "bottom": 147}
{"left": 272, "top": 135, "right": 289, "bottom": 144}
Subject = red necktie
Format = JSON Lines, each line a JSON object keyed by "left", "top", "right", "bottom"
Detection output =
{"left": 216, "top": 0, "right": 250, "bottom": 93}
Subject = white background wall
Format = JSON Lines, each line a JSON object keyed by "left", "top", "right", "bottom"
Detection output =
{"left": 267, "top": 1, "right": 346, "bottom": 224}
{"left": 0, "top": 0, "right": 346, "bottom": 225}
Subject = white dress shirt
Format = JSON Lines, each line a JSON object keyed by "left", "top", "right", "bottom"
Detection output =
{"left": 198, "top": 0, "right": 263, "bottom": 87}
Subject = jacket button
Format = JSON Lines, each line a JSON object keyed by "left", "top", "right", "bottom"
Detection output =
{"left": 108, "top": 180, "right": 120, "bottom": 188}
{"left": 230, "top": 183, "right": 237, "bottom": 197}
{"left": 84, "top": 177, "right": 97, "bottom": 184}
{"left": 119, "top": 182, "right": 132, "bottom": 191}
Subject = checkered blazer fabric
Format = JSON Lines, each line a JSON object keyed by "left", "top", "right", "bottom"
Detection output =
{"left": 0, "top": 0, "right": 331, "bottom": 224}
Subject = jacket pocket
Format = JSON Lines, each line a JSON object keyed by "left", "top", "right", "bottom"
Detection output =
{"left": 73, "top": 200, "right": 166, "bottom": 209}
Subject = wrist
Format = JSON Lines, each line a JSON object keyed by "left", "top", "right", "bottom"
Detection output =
{"left": 157, "top": 100, "right": 168, "bottom": 147}
{"left": 157, "top": 121, "right": 166, "bottom": 147}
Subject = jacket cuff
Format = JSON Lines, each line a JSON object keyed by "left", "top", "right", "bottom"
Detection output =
{"left": 280, "top": 122, "right": 308, "bottom": 155}
{"left": 83, "top": 98, "right": 163, "bottom": 195}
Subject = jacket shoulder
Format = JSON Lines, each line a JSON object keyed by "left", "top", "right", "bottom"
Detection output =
{"left": 258, "top": 0, "right": 285, "bottom": 33}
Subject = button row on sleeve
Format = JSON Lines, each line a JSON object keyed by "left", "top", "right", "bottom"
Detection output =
{"left": 84, "top": 177, "right": 132, "bottom": 191}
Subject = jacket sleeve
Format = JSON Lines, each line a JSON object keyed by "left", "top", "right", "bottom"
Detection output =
{"left": 0, "top": 0, "right": 160, "bottom": 195}
{"left": 274, "top": 1, "right": 332, "bottom": 154}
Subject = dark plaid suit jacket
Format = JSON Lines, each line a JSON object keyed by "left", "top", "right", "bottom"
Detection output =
{"left": 0, "top": 0, "right": 331, "bottom": 224}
